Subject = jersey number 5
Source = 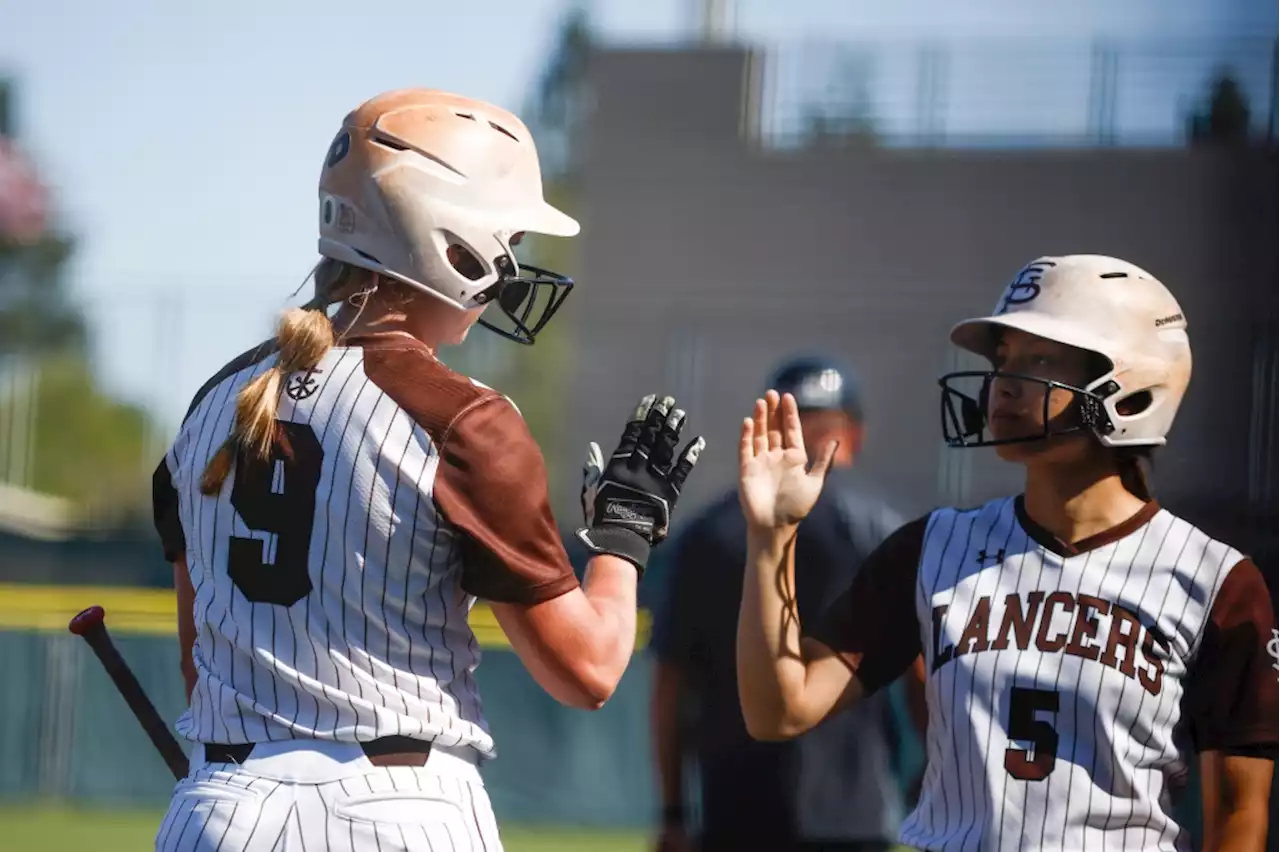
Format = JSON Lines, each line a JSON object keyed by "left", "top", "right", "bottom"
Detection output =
{"left": 228, "top": 421, "right": 324, "bottom": 606}
{"left": 1004, "top": 685, "right": 1059, "bottom": 781}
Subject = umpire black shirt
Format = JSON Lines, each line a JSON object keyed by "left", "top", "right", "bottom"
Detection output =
{"left": 649, "top": 471, "right": 907, "bottom": 844}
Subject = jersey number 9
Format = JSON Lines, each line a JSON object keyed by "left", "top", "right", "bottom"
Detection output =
{"left": 228, "top": 420, "right": 324, "bottom": 606}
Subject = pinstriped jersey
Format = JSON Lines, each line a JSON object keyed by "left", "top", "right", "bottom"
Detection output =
{"left": 152, "top": 333, "right": 580, "bottom": 755}
{"left": 812, "top": 496, "right": 1278, "bottom": 852}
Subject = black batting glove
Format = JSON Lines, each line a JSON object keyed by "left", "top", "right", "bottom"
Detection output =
{"left": 576, "top": 394, "right": 705, "bottom": 574}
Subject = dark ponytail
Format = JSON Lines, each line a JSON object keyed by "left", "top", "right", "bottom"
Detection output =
{"left": 1114, "top": 446, "right": 1155, "bottom": 502}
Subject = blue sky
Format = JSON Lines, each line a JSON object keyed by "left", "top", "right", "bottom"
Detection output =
{"left": 0, "top": 0, "right": 1273, "bottom": 429}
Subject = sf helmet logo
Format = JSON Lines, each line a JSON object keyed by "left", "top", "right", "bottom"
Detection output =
{"left": 1268, "top": 629, "right": 1279, "bottom": 674}
{"left": 998, "top": 261, "right": 1054, "bottom": 314}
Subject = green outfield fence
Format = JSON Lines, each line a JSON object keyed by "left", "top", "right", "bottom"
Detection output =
{"left": 0, "top": 523, "right": 672, "bottom": 827}
{"left": 0, "top": 628, "right": 662, "bottom": 827}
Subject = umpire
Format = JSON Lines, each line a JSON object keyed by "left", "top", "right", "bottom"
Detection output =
{"left": 649, "top": 355, "right": 920, "bottom": 852}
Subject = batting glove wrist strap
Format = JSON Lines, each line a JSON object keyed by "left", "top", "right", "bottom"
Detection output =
{"left": 575, "top": 526, "right": 652, "bottom": 573}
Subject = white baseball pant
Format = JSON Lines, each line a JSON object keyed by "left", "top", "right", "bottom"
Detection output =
{"left": 153, "top": 740, "right": 503, "bottom": 851}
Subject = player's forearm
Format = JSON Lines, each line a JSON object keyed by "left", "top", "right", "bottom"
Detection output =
{"left": 492, "top": 555, "right": 638, "bottom": 710}
{"left": 1202, "top": 753, "right": 1275, "bottom": 852}
{"left": 529, "top": 550, "right": 634, "bottom": 701}
{"left": 574, "top": 554, "right": 639, "bottom": 699}
{"left": 1210, "top": 803, "right": 1271, "bottom": 852}
{"left": 736, "top": 527, "right": 811, "bottom": 740}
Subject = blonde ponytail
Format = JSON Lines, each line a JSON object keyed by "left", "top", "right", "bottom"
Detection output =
{"left": 199, "top": 306, "right": 336, "bottom": 495}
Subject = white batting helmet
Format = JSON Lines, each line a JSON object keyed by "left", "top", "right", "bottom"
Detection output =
{"left": 944, "top": 254, "right": 1192, "bottom": 447}
{"left": 317, "top": 88, "right": 579, "bottom": 343}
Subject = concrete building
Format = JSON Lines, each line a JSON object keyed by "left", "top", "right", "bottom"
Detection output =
{"left": 561, "top": 45, "right": 1277, "bottom": 564}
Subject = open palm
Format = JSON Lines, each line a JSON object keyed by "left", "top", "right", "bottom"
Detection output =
{"left": 738, "top": 390, "right": 838, "bottom": 531}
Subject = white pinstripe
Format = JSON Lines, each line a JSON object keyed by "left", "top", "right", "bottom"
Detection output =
{"left": 898, "top": 499, "right": 1243, "bottom": 852}
{"left": 155, "top": 766, "right": 501, "bottom": 852}
{"left": 165, "top": 346, "right": 494, "bottom": 754}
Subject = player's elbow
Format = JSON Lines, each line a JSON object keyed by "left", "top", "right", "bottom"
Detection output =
{"left": 532, "top": 646, "right": 624, "bottom": 710}
{"left": 576, "top": 689, "right": 613, "bottom": 712}
{"left": 745, "top": 718, "right": 807, "bottom": 742}
{"left": 553, "top": 608, "right": 633, "bottom": 709}
{"left": 741, "top": 706, "right": 809, "bottom": 742}
{"left": 562, "top": 661, "right": 622, "bottom": 710}
{"left": 737, "top": 674, "right": 814, "bottom": 741}
{"left": 490, "top": 591, "right": 631, "bottom": 711}
{"left": 548, "top": 675, "right": 613, "bottom": 710}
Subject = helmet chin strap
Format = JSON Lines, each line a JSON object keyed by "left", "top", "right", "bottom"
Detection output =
{"left": 289, "top": 260, "right": 323, "bottom": 303}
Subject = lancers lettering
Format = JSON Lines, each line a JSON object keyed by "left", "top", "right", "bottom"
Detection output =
{"left": 931, "top": 591, "right": 1171, "bottom": 696}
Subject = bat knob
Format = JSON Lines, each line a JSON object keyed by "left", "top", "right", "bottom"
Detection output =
{"left": 69, "top": 605, "right": 106, "bottom": 636}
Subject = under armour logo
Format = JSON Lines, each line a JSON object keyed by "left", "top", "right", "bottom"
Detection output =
{"left": 285, "top": 368, "right": 321, "bottom": 401}
{"left": 1267, "top": 629, "right": 1279, "bottom": 674}
{"left": 997, "top": 261, "right": 1055, "bottom": 314}
{"left": 976, "top": 548, "right": 1006, "bottom": 565}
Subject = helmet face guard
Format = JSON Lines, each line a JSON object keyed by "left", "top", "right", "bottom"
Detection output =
{"left": 938, "top": 370, "right": 1117, "bottom": 448}
{"left": 472, "top": 259, "right": 574, "bottom": 345}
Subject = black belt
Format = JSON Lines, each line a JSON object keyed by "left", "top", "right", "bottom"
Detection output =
{"left": 203, "top": 735, "right": 433, "bottom": 765}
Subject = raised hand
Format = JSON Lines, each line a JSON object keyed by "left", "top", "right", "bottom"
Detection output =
{"left": 578, "top": 394, "right": 706, "bottom": 573}
{"left": 738, "top": 390, "right": 837, "bottom": 533}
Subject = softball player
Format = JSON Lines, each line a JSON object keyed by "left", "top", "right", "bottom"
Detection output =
{"left": 735, "top": 255, "right": 1277, "bottom": 851}
{"left": 150, "top": 88, "right": 704, "bottom": 852}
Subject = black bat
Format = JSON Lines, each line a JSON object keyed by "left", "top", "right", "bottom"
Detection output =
{"left": 69, "top": 605, "right": 189, "bottom": 780}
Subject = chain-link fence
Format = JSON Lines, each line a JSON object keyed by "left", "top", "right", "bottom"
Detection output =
{"left": 761, "top": 36, "right": 1278, "bottom": 147}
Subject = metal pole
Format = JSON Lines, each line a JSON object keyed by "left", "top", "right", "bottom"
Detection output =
{"left": 0, "top": 359, "right": 11, "bottom": 483}
{"left": 143, "top": 293, "right": 173, "bottom": 477}
{"left": 0, "top": 78, "right": 12, "bottom": 137}
{"left": 5, "top": 357, "right": 35, "bottom": 489}
{"left": 1268, "top": 37, "right": 1277, "bottom": 146}
{"left": 698, "top": 0, "right": 729, "bottom": 43}
{"left": 22, "top": 362, "right": 37, "bottom": 489}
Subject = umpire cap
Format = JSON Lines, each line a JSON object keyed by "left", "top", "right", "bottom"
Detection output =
{"left": 766, "top": 354, "right": 864, "bottom": 421}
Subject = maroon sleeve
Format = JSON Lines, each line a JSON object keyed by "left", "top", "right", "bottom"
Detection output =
{"left": 804, "top": 514, "right": 929, "bottom": 695}
{"left": 434, "top": 396, "right": 582, "bottom": 605}
{"left": 1185, "top": 557, "right": 1278, "bottom": 754}
{"left": 362, "top": 343, "right": 581, "bottom": 607}
{"left": 151, "top": 457, "right": 186, "bottom": 563}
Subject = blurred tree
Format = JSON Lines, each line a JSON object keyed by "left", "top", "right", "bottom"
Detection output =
{"left": 0, "top": 79, "right": 157, "bottom": 524}
{"left": 526, "top": 4, "right": 591, "bottom": 177}
{"left": 0, "top": 355, "right": 152, "bottom": 522}
{"left": 800, "top": 50, "right": 880, "bottom": 149}
{"left": 1186, "top": 72, "right": 1253, "bottom": 146}
{"left": 0, "top": 82, "right": 84, "bottom": 357}
{"left": 0, "top": 232, "right": 85, "bottom": 357}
